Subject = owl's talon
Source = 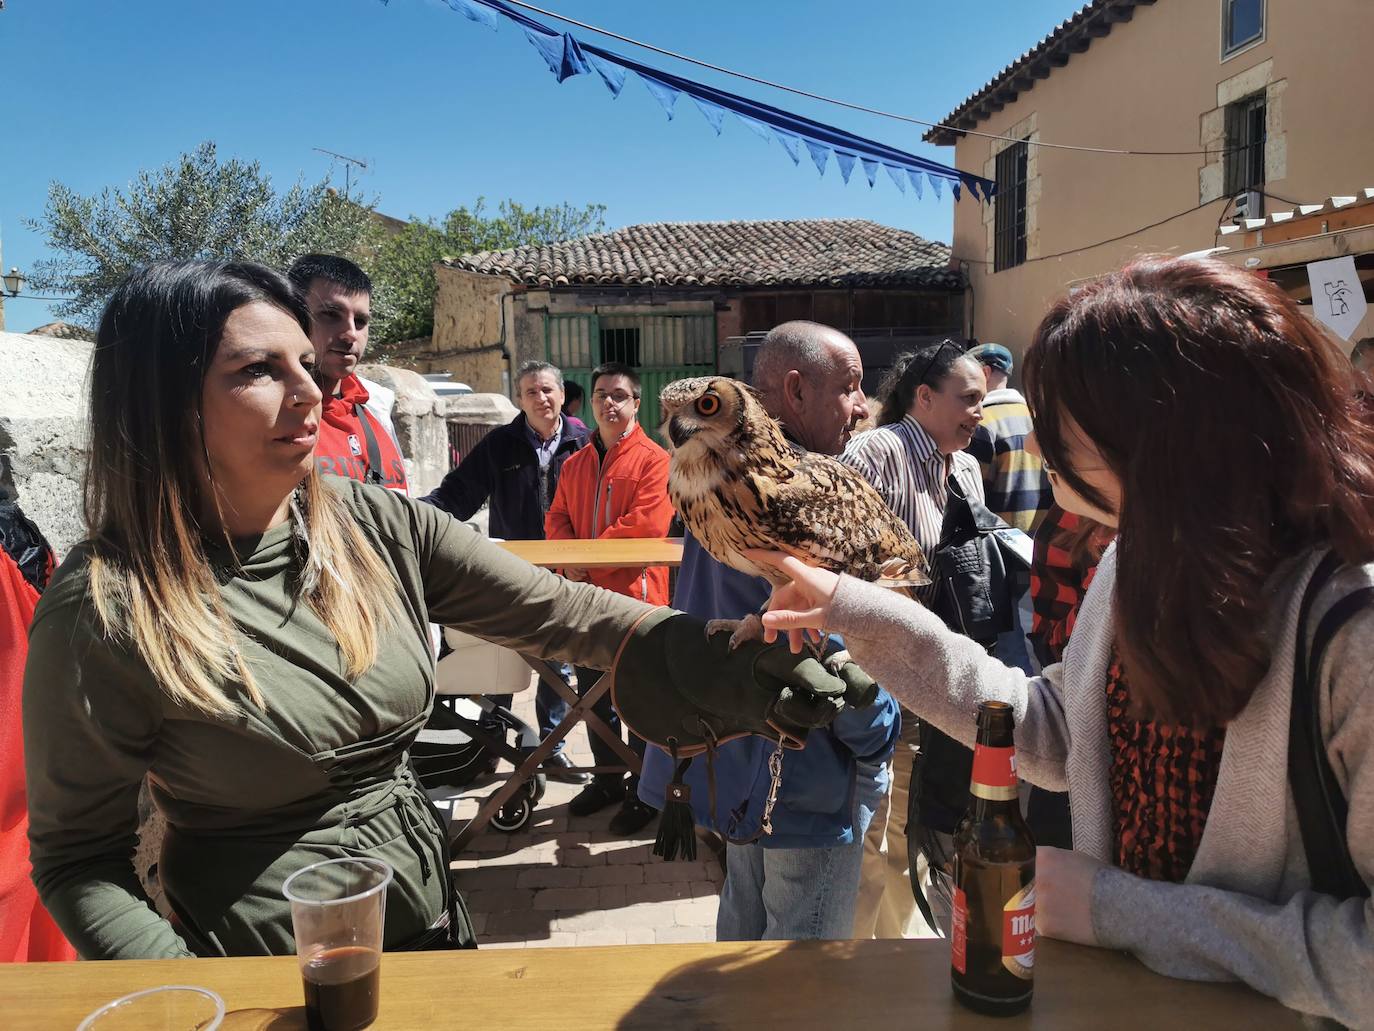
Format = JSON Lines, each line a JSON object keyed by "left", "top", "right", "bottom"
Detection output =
{"left": 822, "top": 647, "right": 851, "bottom": 675}
{"left": 704, "top": 614, "right": 765, "bottom": 651}
{"left": 704, "top": 618, "right": 739, "bottom": 642}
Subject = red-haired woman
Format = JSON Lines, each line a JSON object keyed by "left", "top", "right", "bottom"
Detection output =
{"left": 751, "top": 256, "right": 1374, "bottom": 1025}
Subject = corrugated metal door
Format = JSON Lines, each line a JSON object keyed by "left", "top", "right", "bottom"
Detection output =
{"left": 546, "top": 313, "right": 716, "bottom": 440}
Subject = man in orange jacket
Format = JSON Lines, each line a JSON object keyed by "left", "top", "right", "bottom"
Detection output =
{"left": 546, "top": 362, "right": 675, "bottom": 834}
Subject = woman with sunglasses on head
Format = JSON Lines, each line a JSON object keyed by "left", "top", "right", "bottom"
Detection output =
{"left": 756, "top": 255, "right": 1374, "bottom": 1025}
{"left": 839, "top": 340, "right": 986, "bottom": 939}
{"left": 21, "top": 260, "right": 856, "bottom": 960}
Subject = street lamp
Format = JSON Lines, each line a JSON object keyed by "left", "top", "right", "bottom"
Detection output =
{"left": 2, "top": 267, "right": 24, "bottom": 297}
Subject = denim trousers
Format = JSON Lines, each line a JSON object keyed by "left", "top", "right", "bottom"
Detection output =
{"left": 534, "top": 664, "right": 572, "bottom": 743}
{"left": 716, "top": 837, "right": 867, "bottom": 941}
{"left": 574, "top": 666, "right": 646, "bottom": 790}
{"left": 715, "top": 769, "right": 885, "bottom": 941}
{"left": 488, "top": 663, "right": 571, "bottom": 753}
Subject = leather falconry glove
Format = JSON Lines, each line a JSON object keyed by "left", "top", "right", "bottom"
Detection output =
{"left": 609, "top": 611, "right": 878, "bottom": 757}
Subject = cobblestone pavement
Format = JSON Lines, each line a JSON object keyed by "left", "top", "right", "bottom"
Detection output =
{"left": 427, "top": 682, "right": 725, "bottom": 949}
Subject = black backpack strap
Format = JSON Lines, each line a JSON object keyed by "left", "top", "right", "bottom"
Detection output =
{"left": 1289, "top": 553, "right": 1372, "bottom": 900}
{"left": 352, "top": 403, "right": 389, "bottom": 486}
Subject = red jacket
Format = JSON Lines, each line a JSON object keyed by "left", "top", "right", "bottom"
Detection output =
{"left": 545, "top": 423, "right": 675, "bottom": 603}
{"left": 1, "top": 546, "right": 75, "bottom": 963}
{"left": 316, "top": 375, "right": 409, "bottom": 492}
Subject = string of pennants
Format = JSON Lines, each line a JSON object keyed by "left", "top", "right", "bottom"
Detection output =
{"left": 401, "top": 0, "right": 995, "bottom": 203}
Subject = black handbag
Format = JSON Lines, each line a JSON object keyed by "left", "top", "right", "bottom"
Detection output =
{"left": 1290, "top": 553, "right": 1371, "bottom": 900}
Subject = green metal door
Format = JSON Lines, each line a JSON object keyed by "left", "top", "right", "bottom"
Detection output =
{"left": 546, "top": 313, "right": 716, "bottom": 440}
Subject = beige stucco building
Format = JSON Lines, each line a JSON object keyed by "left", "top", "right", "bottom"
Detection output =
{"left": 929, "top": 0, "right": 1374, "bottom": 360}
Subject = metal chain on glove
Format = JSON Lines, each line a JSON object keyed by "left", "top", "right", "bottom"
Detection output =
{"left": 759, "top": 744, "right": 785, "bottom": 836}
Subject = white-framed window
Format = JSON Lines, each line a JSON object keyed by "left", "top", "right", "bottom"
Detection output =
{"left": 1222, "top": 0, "right": 1265, "bottom": 60}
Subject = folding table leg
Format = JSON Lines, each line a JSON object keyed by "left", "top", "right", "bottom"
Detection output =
{"left": 529, "top": 657, "right": 641, "bottom": 768}
{"left": 448, "top": 666, "right": 641, "bottom": 853}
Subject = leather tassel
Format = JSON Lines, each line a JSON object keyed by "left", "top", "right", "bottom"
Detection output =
{"left": 652, "top": 738, "right": 697, "bottom": 862}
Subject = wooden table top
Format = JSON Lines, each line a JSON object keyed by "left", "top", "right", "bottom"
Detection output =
{"left": 0, "top": 938, "right": 1301, "bottom": 1030}
{"left": 497, "top": 537, "right": 683, "bottom": 569}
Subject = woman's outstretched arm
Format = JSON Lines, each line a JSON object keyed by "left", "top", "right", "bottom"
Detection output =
{"left": 752, "top": 551, "right": 1071, "bottom": 790}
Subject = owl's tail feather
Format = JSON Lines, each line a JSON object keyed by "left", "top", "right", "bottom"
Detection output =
{"left": 876, "top": 578, "right": 924, "bottom": 595}
{"left": 877, "top": 555, "right": 931, "bottom": 590}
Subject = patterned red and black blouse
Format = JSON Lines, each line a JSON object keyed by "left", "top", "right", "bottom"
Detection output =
{"left": 1105, "top": 649, "right": 1227, "bottom": 883}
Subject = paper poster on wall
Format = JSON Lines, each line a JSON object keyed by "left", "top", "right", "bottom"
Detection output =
{"left": 1305, "top": 256, "right": 1367, "bottom": 341}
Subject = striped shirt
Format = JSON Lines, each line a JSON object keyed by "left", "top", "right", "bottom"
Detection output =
{"left": 840, "top": 415, "right": 985, "bottom": 604}
{"left": 964, "top": 388, "right": 1053, "bottom": 534}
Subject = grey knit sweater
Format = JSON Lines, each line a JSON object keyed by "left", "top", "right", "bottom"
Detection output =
{"left": 827, "top": 543, "right": 1374, "bottom": 1028}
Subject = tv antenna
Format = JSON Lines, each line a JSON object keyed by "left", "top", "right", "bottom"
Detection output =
{"left": 312, "top": 147, "right": 371, "bottom": 199}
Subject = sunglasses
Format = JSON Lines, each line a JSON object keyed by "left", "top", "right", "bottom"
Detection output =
{"left": 905, "top": 340, "right": 961, "bottom": 392}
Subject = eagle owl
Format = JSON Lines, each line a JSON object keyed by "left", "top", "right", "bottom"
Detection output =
{"left": 660, "top": 376, "right": 930, "bottom": 592}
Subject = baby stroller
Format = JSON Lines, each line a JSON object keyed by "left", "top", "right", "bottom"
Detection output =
{"left": 413, "top": 627, "right": 548, "bottom": 834}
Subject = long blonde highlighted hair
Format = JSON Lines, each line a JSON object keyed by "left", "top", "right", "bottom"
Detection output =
{"left": 85, "top": 261, "right": 396, "bottom": 716}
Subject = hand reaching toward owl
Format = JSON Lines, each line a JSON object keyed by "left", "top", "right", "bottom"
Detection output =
{"left": 745, "top": 550, "right": 838, "bottom": 654}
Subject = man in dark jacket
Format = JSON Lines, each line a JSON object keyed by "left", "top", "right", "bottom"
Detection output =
{"left": 638, "top": 323, "right": 899, "bottom": 939}
{"left": 422, "top": 361, "right": 591, "bottom": 781}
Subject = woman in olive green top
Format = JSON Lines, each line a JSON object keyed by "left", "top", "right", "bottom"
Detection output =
{"left": 22, "top": 261, "right": 859, "bottom": 960}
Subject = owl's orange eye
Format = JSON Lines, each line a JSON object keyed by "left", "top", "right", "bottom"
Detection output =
{"left": 696, "top": 393, "right": 721, "bottom": 417}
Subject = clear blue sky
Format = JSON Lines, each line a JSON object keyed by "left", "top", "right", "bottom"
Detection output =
{"left": 0, "top": 0, "right": 1085, "bottom": 331}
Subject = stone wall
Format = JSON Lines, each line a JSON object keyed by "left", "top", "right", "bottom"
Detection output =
{"left": 0, "top": 331, "right": 94, "bottom": 557}
{"left": 0, "top": 335, "right": 452, "bottom": 556}
{"left": 356, "top": 364, "right": 449, "bottom": 497}
{"left": 428, "top": 265, "right": 513, "bottom": 393}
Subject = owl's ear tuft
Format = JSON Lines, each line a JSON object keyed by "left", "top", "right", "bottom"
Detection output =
{"left": 720, "top": 377, "right": 762, "bottom": 402}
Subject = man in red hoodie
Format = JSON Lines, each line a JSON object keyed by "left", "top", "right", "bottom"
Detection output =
{"left": 546, "top": 362, "right": 675, "bottom": 834}
{"left": 287, "top": 255, "right": 408, "bottom": 493}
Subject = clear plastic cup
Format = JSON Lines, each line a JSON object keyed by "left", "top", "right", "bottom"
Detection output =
{"left": 282, "top": 857, "right": 393, "bottom": 1031}
{"left": 77, "top": 985, "right": 225, "bottom": 1030}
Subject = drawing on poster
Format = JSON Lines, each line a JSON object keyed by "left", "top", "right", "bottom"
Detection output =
{"left": 1326, "top": 280, "right": 1353, "bottom": 317}
{"left": 1306, "top": 256, "right": 1367, "bottom": 341}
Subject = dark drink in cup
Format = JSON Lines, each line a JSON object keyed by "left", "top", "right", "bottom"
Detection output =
{"left": 283, "top": 858, "right": 393, "bottom": 1031}
{"left": 302, "top": 945, "right": 381, "bottom": 1031}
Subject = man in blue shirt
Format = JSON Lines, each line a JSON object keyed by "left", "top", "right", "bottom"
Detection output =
{"left": 639, "top": 321, "right": 899, "bottom": 940}
{"left": 423, "top": 361, "right": 590, "bottom": 782}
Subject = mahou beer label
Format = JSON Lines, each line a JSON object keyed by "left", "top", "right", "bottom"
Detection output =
{"left": 951, "top": 887, "right": 968, "bottom": 975}
{"left": 1001, "top": 882, "right": 1036, "bottom": 980}
{"left": 971, "top": 743, "right": 1019, "bottom": 801}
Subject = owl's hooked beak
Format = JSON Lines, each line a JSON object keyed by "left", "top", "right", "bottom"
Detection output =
{"left": 666, "top": 415, "right": 698, "bottom": 449}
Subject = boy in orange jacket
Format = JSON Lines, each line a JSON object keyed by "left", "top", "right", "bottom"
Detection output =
{"left": 546, "top": 362, "right": 675, "bottom": 834}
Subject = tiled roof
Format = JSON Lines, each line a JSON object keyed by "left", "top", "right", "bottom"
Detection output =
{"left": 444, "top": 219, "right": 960, "bottom": 290}
{"left": 925, "top": 0, "right": 1155, "bottom": 146}
{"left": 26, "top": 321, "right": 94, "bottom": 341}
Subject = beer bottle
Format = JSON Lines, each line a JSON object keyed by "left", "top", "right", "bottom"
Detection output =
{"left": 950, "top": 700, "right": 1036, "bottom": 1016}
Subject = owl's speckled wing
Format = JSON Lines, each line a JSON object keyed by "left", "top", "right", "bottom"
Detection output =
{"left": 755, "top": 452, "right": 930, "bottom": 585}
{"left": 661, "top": 373, "right": 929, "bottom": 589}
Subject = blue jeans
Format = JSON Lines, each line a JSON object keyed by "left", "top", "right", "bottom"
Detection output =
{"left": 490, "top": 662, "right": 572, "bottom": 754}
{"left": 535, "top": 663, "right": 573, "bottom": 746}
{"left": 716, "top": 838, "right": 867, "bottom": 941}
